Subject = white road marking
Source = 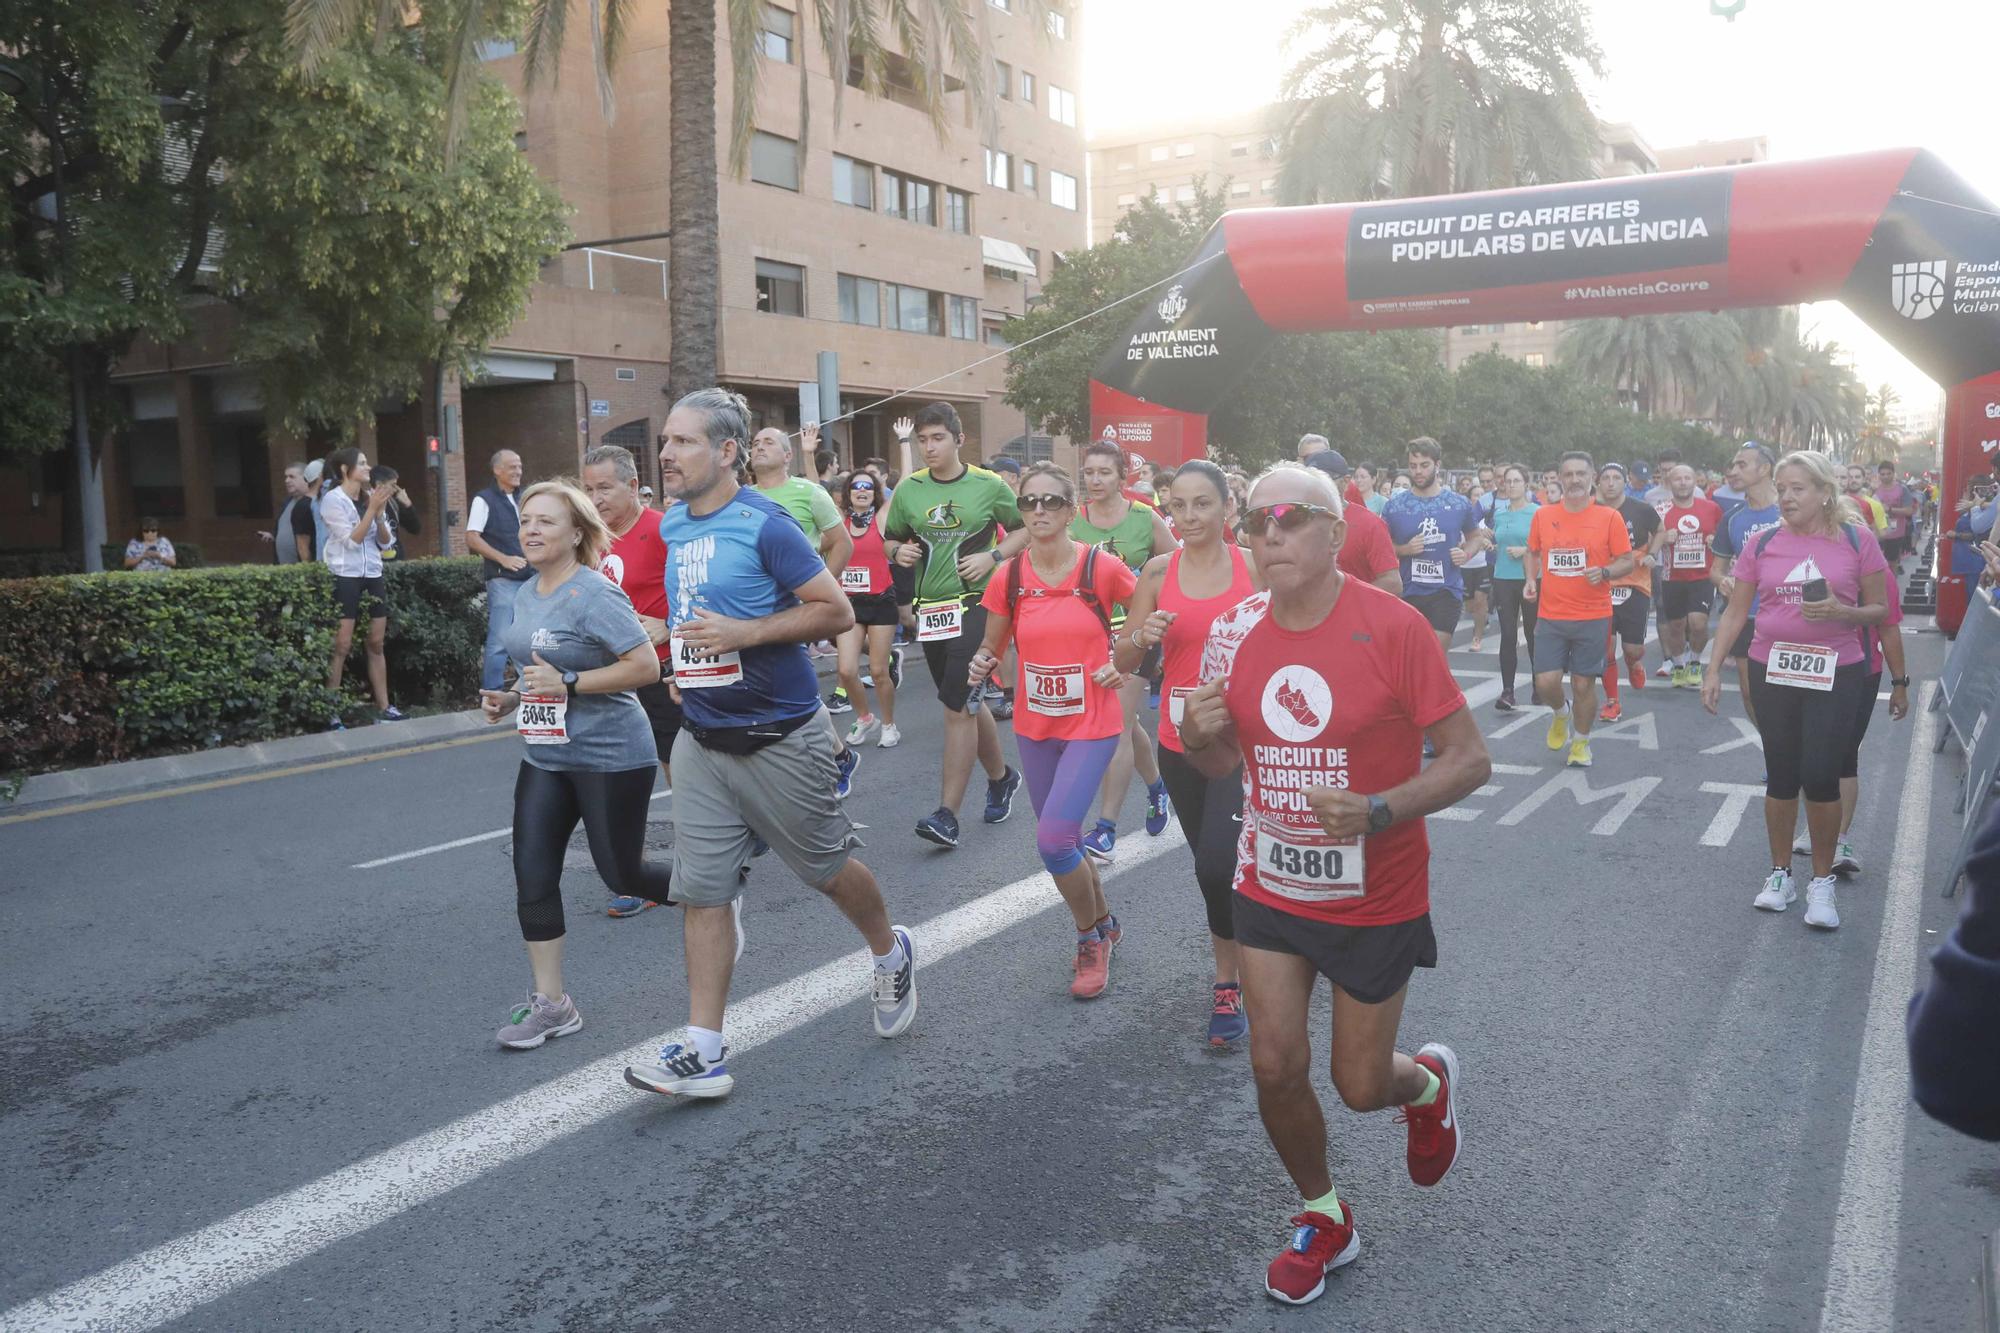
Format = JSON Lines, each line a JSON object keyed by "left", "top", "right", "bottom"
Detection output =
{"left": 352, "top": 790, "right": 671, "bottom": 869}
{"left": 1492, "top": 762, "right": 1541, "bottom": 775}
{"left": 1486, "top": 708, "right": 1552, "bottom": 741}
{"left": 1496, "top": 770, "right": 1663, "bottom": 836}
{"left": 1590, "top": 710, "right": 1660, "bottom": 750}
{"left": 1701, "top": 717, "right": 1765, "bottom": 756}
{"left": 0, "top": 834, "right": 1185, "bottom": 1333}
{"left": 1698, "top": 782, "right": 1767, "bottom": 848}
{"left": 1818, "top": 683, "right": 1938, "bottom": 1333}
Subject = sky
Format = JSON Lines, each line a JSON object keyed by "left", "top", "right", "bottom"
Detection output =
{"left": 1082, "top": 0, "right": 2000, "bottom": 419}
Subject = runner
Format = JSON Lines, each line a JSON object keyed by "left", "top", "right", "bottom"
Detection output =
{"left": 1488, "top": 464, "right": 1539, "bottom": 711}
{"left": 1064, "top": 440, "right": 1178, "bottom": 861}
{"left": 1874, "top": 461, "right": 1917, "bottom": 570}
{"left": 1118, "top": 459, "right": 1263, "bottom": 1045}
{"left": 1842, "top": 465, "right": 1889, "bottom": 536}
{"left": 482, "top": 480, "right": 676, "bottom": 1049}
{"left": 750, "top": 421, "right": 853, "bottom": 719}
{"left": 882, "top": 402, "right": 1029, "bottom": 849}
{"left": 1524, "top": 452, "right": 1634, "bottom": 768}
{"left": 1710, "top": 443, "right": 1782, "bottom": 728}
{"left": 582, "top": 443, "right": 683, "bottom": 917}
{"left": 1703, "top": 451, "right": 1889, "bottom": 930}
{"left": 1382, "top": 436, "right": 1484, "bottom": 659}
{"left": 1176, "top": 464, "right": 1490, "bottom": 1306}
{"left": 1593, "top": 463, "right": 1660, "bottom": 723}
{"left": 1462, "top": 481, "right": 1493, "bottom": 653}
{"left": 833, "top": 470, "right": 902, "bottom": 749}
{"left": 1304, "top": 451, "right": 1402, "bottom": 594}
{"left": 1651, "top": 464, "right": 1723, "bottom": 689}
{"left": 1540, "top": 467, "right": 1563, "bottom": 506}
{"left": 625, "top": 389, "right": 916, "bottom": 1099}
{"left": 966, "top": 463, "right": 1137, "bottom": 998}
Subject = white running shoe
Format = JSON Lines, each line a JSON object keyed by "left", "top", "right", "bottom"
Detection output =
{"left": 1803, "top": 875, "right": 1840, "bottom": 929}
{"left": 1791, "top": 830, "right": 1811, "bottom": 856}
{"left": 1753, "top": 868, "right": 1796, "bottom": 912}
{"left": 877, "top": 723, "right": 901, "bottom": 749}
{"left": 872, "top": 926, "right": 918, "bottom": 1037}
{"left": 845, "top": 714, "right": 883, "bottom": 747}
{"left": 1833, "top": 839, "right": 1861, "bottom": 876}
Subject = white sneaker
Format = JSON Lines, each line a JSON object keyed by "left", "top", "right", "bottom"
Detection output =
{"left": 1791, "top": 830, "right": 1811, "bottom": 856}
{"left": 1833, "top": 839, "right": 1861, "bottom": 876}
{"left": 877, "top": 723, "right": 901, "bottom": 749}
{"left": 845, "top": 714, "right": 882, "bottom": 747}
{"left": 1803, "top": 875, "right": 1840, "bottom": 929}
{"left": 1753, "top": 868, "right": 1796, "bottom": 912}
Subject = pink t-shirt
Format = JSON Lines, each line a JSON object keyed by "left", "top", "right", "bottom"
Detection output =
{"left": 1732, "top": 523, "right": 1889, "bottom": 667}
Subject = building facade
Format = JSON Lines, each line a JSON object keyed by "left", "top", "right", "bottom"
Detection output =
{"left": 1086, "top": 107, "right": 1282, "bottom": 245}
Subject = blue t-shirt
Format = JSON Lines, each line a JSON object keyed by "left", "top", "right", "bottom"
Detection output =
{"left": 660, "top": 487, "right": 826, "bottom": 731}
{"left": 1383, "top": 489, "right": 1483, "bottom": 600}
{"left": 1489, "top": 500, "right": 1539, "bottom": 580}
{"left": 1713, "top": 502, "right": 1781, "bottom": 615}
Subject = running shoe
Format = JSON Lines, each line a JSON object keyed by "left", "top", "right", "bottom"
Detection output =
{"left": 878, "top": 722, "right": 901, "bottom": 749}
{"left": 1402, "top": 1042, "right": 1463, "bottom": 1186}
{"left": 1265, "top": 1203, "right": 1359, "bottom": 1305}
{"left": 1753, "top": 868, "right": 1797, "bottom": 912}
{"left": 1671, "top": 665, "right": 1691, "bottom": 689}
{"left": 1804, "top": 875, "right": 1841, "bottom": 929}
{"left": 987, "top": 683, "right": 1014, "bottom": 720}
{"left": 1598, "top": 701, "right": 1623, "bottom": 723}
{"left": 872, "top": 925, "right": 918, "bottom": 1037}
{"left": 1097, "top": 913, "right": 1122, "bottom": 945}
{"left": 915, "top": 807, "right": 961, "bottom": 848}
{"left": 1208, "top": 982, "right": 1249, "bottom": 1048}
{"left": 1655, "top": 661, "right": 1673, "bottom": 679}
{"left": 379, "top": 705, "right": 408, "bottom": 722}
{"left": 1567, "top": 737, "right": 1593, "bottom": 768}
{"left": 328, "top": 713, "right": 346, "bottom": 732}
{"left": 1545, "top": 713, "right": 1569, "bottom": 751}
{"left": 1071, "top": 931, "right": 1112, "bottom": 999}
{"left": 888, "top": 648, "right": 904, "bottom": 688}
{"left": 1494, "top": 691, "right": 1516, "bottom": 712}
{"left": 1144, "top": 780, "right": 1172, "bottom": 836}
{"left": 835, "top": 745, "right": 861, "bottom": 799}
{"left": 1791, "top": 830, "right": 1812, "bottom": 856}
{"left": 1689, "top": 662, "right": 1705, "bottom": 687}
{"left": 826, "top": 688, "right": 853, "bottom": 715}
{"left": 606, "top": 895, "right": 658, "bottom": 917}
{"left": 845, "top": 714, "right": 882, "bottom": 747}
{"left": 1081, "top": 820, "right": 1117, "bottom": 862}
{"left": 983, "top": 765, "right": 1022, "bottom": 824}
{"left": 1834, "top": 839, "right": 1861, "bottom": 876}
{"left": 624, "top": 1041, "right": 734, "bottom": 1098}
{"left": 496, "top": 992, "right": 582, "bottom": 1050}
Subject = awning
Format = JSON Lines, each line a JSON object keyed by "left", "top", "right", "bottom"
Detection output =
{"left": 980, "top": 235, "right": 1037, "bottom": 276}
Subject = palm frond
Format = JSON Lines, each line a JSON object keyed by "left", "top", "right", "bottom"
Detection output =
{"left": 441, "top": 0, "right": 495, "bottom": 166}
{"left": 286, "top": 0, "right": 376, "bottom": 74}
{"left": 726, "top": 0, "right": 764, "bottom": 176}
{"left": 522, "top": 0, "right": 571, "bottom": 90}
{"left": 587, "top": 0, "right": 616, "bottom": 121}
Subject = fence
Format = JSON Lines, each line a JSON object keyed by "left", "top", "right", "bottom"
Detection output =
{"left": 1932, "top": 584, "right": 2000, "bottom": 896}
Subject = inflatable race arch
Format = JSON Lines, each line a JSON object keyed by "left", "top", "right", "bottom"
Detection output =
{"left": 1088, "top": 148, "right": 2000, "bottom": 631}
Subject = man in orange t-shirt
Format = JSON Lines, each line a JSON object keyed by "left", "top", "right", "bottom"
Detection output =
{"left": 1524, "top": 452, "right": 1634, "bottom": 767}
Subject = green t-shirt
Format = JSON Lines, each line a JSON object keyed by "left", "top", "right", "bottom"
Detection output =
{"left": 883, "top": 464, "right": 1022, "bottom": 604}
{"left": 1070, "top": 498, "right": 1158, "bottom": 572}
{"left": 758, "top": 476, "right": 841, "bottom": 537}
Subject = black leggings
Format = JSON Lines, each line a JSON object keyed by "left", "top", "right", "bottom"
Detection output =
{"left": 1157, "top": 741, "right": 1245, "bottom": 941}
{"left": 513, "top": 762, "right": 673, "bottom": 941}
{"left": 1841, "top": 672, "right": 1883, "bottom": 780}
{"left": 1748, "top": 661, "right": 1871, "bottom": 805}
{"left": 1492, "top": 578, "right": 1538, "bottom": 692}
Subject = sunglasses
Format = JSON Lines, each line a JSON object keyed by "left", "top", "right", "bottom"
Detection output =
{"left": 849, "top": 478, "right": 876, "bottom": 491}
{"left": 1241, "top": 501, "right": 1339, "bottom": 537}
{"left": 1018, "top": 493, "right": 1071, "bottom": 512}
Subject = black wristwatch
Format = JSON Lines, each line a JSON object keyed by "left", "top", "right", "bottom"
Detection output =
{"left": 1890, "top": 676, "right": 1911, "bottom": 688}
{"left": 561, "top": 669, "right": 579, "bottom": 697}
{"left": 1366, "top": 795, "right": 1394, "bottom": 833}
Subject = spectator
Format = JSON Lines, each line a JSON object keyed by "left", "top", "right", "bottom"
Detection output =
{"left": 260, "top": 463, "right": 316, "bottom": 565}
{"left": 369, "top": 464, "right": 422, "bottom": 563}
{"left": 301, "top": 459, "right": 330, "bottom": 559}
{"left": 122, "top": 519, "right": 177, "bottom": 572}
{"left": 1908, "top": 797, "right": 2000, "bottom": 1141}
{"left": 466, "top": 449, "right": 531, "bottom": 692}
{"left": 988, "top": 454, "right": 1023, "bottom": 494}
{"left": 815, "top": 448, "right": 839, "bottom": 486}
{"left": 639, "top": 484, "right": 656, "bottom": 508}
{"left": 319, "top": 447, "right": 406, "bottom": 728}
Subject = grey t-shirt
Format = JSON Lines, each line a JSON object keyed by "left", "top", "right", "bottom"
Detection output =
{"left": 503, "top": 566, "right": 657, "bottom": 772}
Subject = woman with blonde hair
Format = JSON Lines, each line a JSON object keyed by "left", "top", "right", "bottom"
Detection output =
{"left": 482, "top": 479, "right": 677, "bottom": 1049}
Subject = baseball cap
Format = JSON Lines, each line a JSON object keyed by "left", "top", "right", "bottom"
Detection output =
{"left": 988, "top": 456, "right": 1022, "bottom": 475}
{"left": 1303, "top": 449, "right": 1351, "bottom": 480}
{"left": 302, "top": 460, "right": 324, "bottom": 485}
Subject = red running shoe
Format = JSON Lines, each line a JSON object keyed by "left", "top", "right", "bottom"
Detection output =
{"left": 1071, "top": 932, "right": 1111, "bottom": 1000}
{"left": 1629, "top": 660, "right": 1646, "bottom": 689}
{"left": 1400, "top": 1042, "right": 1462, "bottom": 1187}
{"left": 1598, "top": 701, "right": 1623, "bottom": 723}
{"left": 1265, "top": 1202, "right": 1359, "bottom": 1305}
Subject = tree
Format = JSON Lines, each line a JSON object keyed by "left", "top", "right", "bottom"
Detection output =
{"left": 1557, "top": 312, "right": 1744, "bottom": 420}
{"left": 1447, "top": 351, "right": 1735, "bottom": 473}
{"left": 1851, "top": 382, "right": 1902, "bottom": 465}
{"left": 1276, "top": 0, "right": 1604, "bottom": 205}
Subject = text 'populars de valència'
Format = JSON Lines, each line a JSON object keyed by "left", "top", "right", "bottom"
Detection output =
{"left": 1362, "top": 198, "right": 1710, "bottom": 264}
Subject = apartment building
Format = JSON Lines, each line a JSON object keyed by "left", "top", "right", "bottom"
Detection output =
{"left": 1086, "top": 107, "right": 1282, "bottom": 244}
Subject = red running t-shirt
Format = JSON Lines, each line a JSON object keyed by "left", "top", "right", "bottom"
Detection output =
{"left": 841, "top": 509, "right": 892, "bottom": 596}
{"left": 1156, "top": 546, "right": 1256, "bottom": 753}
{"left": 980, "top": 543, "right": 1137, "bottom": 742}
{"left": 604, "top": 513, "right": 671, "bottom": 662}
{"left": 1200, "top": 580, "right": 1465, "bottom": 926}
{"left": 1660, "top": 497, "right": 1724, "bottom": 582}
{"left": 1336, "top": 503, "right": 1399, "bottom": 586}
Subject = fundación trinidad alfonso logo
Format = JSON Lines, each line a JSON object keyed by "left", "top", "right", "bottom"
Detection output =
{"left": 1262, "top": 667, "right": 1332, "bottom": 743}
{"left": 1891, "top": 260, "right": 1949, "bottom": 320}
{"left": 1157, "top": 283, "right": 1188, "bottom": 323}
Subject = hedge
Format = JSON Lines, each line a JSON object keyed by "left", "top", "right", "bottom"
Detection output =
{"left": 0, "top": 544, "right": 208, "bottom": 580}
{"left": 0, "top": 557, "right": 487, "bottom": 778}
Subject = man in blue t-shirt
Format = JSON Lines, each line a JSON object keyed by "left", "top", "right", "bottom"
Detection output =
{"left": 624, "top": 389, "right": 918, "bottom": 1103}
{"left": 1708, "top": 441, "right": 1781, "bottom": 725}
{"left": 1382, "top": 435, "right": 1487, "bottom": 656}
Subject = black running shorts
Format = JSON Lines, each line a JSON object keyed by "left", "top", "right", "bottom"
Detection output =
{"left": 1231, "top": 895, "right": 1437, "bottom": 1005}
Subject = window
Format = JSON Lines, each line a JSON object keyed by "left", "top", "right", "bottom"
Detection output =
{"left": 1025, "top": 245, "right": 1040, "bottom": 268}
{"left": 1173, "top": 184, "right": 1195, "bottom": 203}
{"left": 755, "top": 259, "right": 805, "bottom": 316}
{"left": 985, "top": 147, "right": 1012, "bottom": 190}
{"left": 990, "top": 0, "right": 1011, "bottom": 9}
{"left": 1021, "top": 71, "right": 1036, "bottom": 103}
{"left": 1260, "top": 177, "right": 1276, "bottom": 193}
{"left": 986, "top": 324, "right": 1013, "bottom": 348}
{"left": 1152, "top": 185, "right": 1169, "bottom": 204}
{"left": 833, "top": 154, "right": 874, "bottom": 209}
{"left": 1523, "top": 352, "right": 1547, "bottom": 368}
{"left": 750, "top": 131, "right": 799, "bottom": 191}
{"left": 943, "top": 187, "right": 971, "bottom": 234}
{"left": 1174, "top": 142, "right": 1195, "bottom": 158}
{"left": 1051, "top": 170, "right": 1078, "bottom": 210}
{"left": 1116, "top": 192, "right": 1136, "bottom": 207}
{"left": 1048, "top": 86, "right": 1077, "bottom": 128}
{"left": 1117, "top": 159, "right": 1135, "bottom": 171}
{"left": 1149, "top": 145, "right": 1169, "bottom": 163}
{"left": 759, "top": 7, "right": 795, "bottom": 62}
{"left": 1020, "top": 160, "right": 1038, "bottom": 195}
{"left": 887, "top": 283, "right": 942, "bottom": 336}
{"left": 1047, "top": 7, "right": 1069, "bottom": 38}
{"left": 881, "top": 170, "right": 935, "bottom": 225}
{"left": 838, "top": 274, "right": 880, "bottom": 327}
{"left": 995, "top": 59, "right": 1012, "bottom": 98}
{"left": 476, "top": 38, "right": 518, "bottom": 60}
{"left": 1229, "top": 181, "right": 1251, "bottom": 197}
{"left": 949, "top": 296, "right": 980, "bottom": 340}
{"left": 1229, "top": 142, "right": 1251, "bottom": 158}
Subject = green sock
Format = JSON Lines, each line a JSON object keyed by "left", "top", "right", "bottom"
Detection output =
{"left": 1409, "top": 1065, "right": 1441, "bottom": 1107}
{"left": 1303, "top": 1186, "right": 1340, "bottom": 1219}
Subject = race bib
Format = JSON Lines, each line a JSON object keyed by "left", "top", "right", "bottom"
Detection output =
{"left": 1168, "top": 686, "right": 1196, "bottom": 729}
{"left": 1767, "top": 640, "right": 1837, "bottom": 691}
{"left": 669, "top": 631, "right": 743, "bottom": 689}
{"left": 1671, "top": 536, "right": 1708, "bottom": 570}
{"left": 1255, "top": 816, "right": 1365, "bottom": 902}
{"left": 1611, "top": 587, "right": 1632, "bottom": 606}
{"left": 1411, "top": 558, "right": 1445, "bottom": 584}
{"left": 916, "top": 599, "right": 964, "bottom": 643}
{"left": 517, "top": 693, "right": 569, "bottom": 745}
{"left": 1548, "top": 548, "right": 1588, "bottom": 576}
{"left": 840, "top": 565, "right": 871, "bottom": 594}
{"left": 1024, "top": 662, "right": 1086, "bottom": 718}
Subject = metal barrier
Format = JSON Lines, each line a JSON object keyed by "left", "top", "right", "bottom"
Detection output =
{"left": 1936, "top": 586, "right": 2000, "bottom": 896}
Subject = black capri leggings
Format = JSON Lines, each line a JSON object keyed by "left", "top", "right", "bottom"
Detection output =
{"left": 1841, "top": 671, "right": 1883, "bottom": 780}
{"left": 1748, "top": 660, "right": 1871, "bottom": 805}
{"left": 512, "top": 762, "right": 673, "bottom": 941}
{"left": 1157, "top": 741, "right": 1245, "bottom": 941}
{"left": 1491, "top": 577, "right": 1538, "bottom": 693}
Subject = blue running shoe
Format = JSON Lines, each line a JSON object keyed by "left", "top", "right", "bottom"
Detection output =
{"left": 915, "top": 807, "right": 961, "bottom": 848}
{"left": 624, "top": 1042, "right": 733, "bottom": 1099}
{"left": 836, "top": 745, "right": 861, "bottom": 799}
{"left": 1081, "top": 820, "right": 1116, "bottom": 862}
{"left": 984, "top": 765, "right": 1022, "bottom": 823}
{"left": 606, "top": 895, "right": 657, "bottom": 918}
{"left": 1208, "top": 982, "right": 1249, "bottom": 1048}
{"left": 1145, "top": 780, "right": 1172, "bottom": 836}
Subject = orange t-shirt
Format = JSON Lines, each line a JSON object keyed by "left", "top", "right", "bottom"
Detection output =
{"left": 1528, "top": 502, "right": 1631, "bottom": 621}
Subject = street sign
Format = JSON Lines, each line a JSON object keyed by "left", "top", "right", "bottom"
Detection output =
{"left": 589, "top": 399, "right": 610, "bottom": 417}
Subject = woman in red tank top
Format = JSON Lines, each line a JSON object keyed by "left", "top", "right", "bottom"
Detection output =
{"left": 1117, "top": 460, "right": 1262, "bottom": 1047}
{"left": 834, "top": 472, "right": 901, "bottom": 749}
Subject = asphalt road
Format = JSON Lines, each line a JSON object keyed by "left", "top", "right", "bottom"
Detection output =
{"left": 2, "top": 618, "right": 1996, "bottom": 1332}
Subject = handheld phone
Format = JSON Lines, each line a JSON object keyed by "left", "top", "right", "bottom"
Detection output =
{"left": 1801, "top": 577, "right": 1829, "bottom": 603}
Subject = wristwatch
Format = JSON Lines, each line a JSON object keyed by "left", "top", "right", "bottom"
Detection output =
{"left": 1890, "top": 676, "right": 1911, "bottom": 688}
{"left": 561, "top": 669, "right": 579, "bottom": 696}
{"left": 1366, "top": 795, "right": 1394, "bottom": 834}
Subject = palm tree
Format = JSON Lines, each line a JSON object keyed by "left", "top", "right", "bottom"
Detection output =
{"left": 1275, "top": 0, "right": 1604, "bottom": 204}
{"left": 1852, "top": 382, "right": 1902, "bottom": 464}
{"left": 287, "top": 0, "right": 1031, "bottom": 394}
{"left": 1558, "top": 313, "right": 1742, "bottom": 419}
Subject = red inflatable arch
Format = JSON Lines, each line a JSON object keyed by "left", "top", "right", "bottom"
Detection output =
{"left": 1089, "top": 148, "right": 2000, "bottom": 630}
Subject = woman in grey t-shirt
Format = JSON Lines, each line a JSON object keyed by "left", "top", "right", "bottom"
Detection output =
{"left": 482, "top": 480, "right": 675, "bottom": 1049}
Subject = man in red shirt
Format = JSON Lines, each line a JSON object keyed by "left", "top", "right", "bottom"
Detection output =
{"left": 1304, "top": 449, "right": 1402, "bottom": 594}
{"left": 1179, "top": 464, "right": 1490, "bottom": 1307}
{"left": 1650, "top": 464, "right": 1723, "bottom": 688}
